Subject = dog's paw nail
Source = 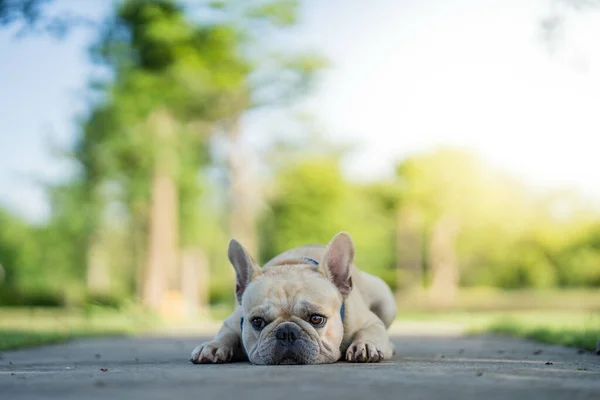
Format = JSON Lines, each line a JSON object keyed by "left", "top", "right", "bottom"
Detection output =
{"left": 347, "top": 341, "right": 382, "bottom": 363}
{"left": 191, "top": 342, "right": 233, "bottom": 364}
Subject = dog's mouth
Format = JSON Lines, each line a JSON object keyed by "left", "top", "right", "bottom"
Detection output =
{"left": 259, "top": 343, "right": 315, "bottom": 365}
{"left": 276, "top": 355, "right": 305, "bottom": 365}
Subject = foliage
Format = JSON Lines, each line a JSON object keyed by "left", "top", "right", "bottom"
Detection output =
{"left": 260, "top": 155, "right": 397, "bottom": 288}
{"left": 1, "top": 1, "right": 600, "bottom": 312}
{"left": 396, "top": 148, "right": 600, "bottom": 290}
{"left": 0, "top": 0, "right": 325, "bottom": 310}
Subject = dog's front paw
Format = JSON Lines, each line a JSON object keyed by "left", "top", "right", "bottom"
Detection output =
{"left": 190, "top": 341, "right": 234, "bottom": 364}
{"left": 345, "top": 341, "right": 384, "bottom": 363}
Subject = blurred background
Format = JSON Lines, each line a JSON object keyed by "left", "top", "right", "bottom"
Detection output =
{"left": 0, "top": 0, "right": 599, "bottom": 349}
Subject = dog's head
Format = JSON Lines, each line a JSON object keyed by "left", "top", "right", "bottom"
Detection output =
{"left": 229, "top": 232, "right": 354, "bottom": 365}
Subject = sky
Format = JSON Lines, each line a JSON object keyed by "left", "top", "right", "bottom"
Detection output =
{"left": 1, "top": 0, "right": 600, "bottom": 223}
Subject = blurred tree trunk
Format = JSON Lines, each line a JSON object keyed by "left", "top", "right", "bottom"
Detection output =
{"left": 226, "top": 116, "right": 258, "bottom": 255}
{"left": 428, "top": 215, "right": 460, "bottom": 306}
{"left": 180, "top": 247, "right": 209, "bottom": 316}
{"left": 396, "top": 204, "right": 424, "bottom": 293}
{"left": 132, "top": 204, "right": 148, "bottom": 300}
{"left": 142, "top": 110, "right": 179, "bottom": 311}
{"left": 86, "top": 232, "right": 111, "bottom": 295}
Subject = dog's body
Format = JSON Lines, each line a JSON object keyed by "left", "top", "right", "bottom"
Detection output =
{"left": 190, "top": 233, "right": 396, "bottom": 365}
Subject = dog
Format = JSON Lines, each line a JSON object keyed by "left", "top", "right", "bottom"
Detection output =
{"left": 190, "top": 232, "right": 396, "bottom": 365}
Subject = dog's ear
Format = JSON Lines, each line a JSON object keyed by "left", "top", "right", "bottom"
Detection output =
{"left": 321, "top": 232, "right": 354, "bottom": 297}
{"left": 228, "top": 239, "right": 261, "bottom": 304}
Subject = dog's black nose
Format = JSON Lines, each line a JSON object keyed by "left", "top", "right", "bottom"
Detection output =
{"left": 275, "top": 323, "right": 300, "bottom": 344}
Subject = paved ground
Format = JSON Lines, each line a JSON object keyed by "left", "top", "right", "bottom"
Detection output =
{"left": 1, "top": 326, "right": 599, "bottom": 400}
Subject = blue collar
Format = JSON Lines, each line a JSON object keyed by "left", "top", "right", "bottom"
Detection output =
{"left": 241, "top": 257, "right": 345, "bottom": 331}
{"left": 301, "top": 257, "right": 319, "bottom": 266}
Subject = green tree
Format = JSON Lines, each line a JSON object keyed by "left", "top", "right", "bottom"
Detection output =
{"left": 202, "top": 0, "right": 326, "bottom": 257}
{"left": 76, "top": 0, "right": 250, "bottom": 312}
{"left": 0, "top": 208, "right": 40, "bottom": 304}
{"left": 69, "top": 0, "right": 323, "bottom": 313}
{"left": 396, "top": 147, "right": 600, "bottom": 295}
{"left": 260, "top": 137, "right": 397, "bottom": 288}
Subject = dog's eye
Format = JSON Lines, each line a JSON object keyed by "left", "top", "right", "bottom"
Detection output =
{"left": 309, "top": 314, "right": 327, "bottom": 327}
{"left": 251, "top": 317, "right": 266, "bottom": 330}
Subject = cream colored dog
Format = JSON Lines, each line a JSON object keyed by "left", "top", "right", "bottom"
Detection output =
{"left": 190, "top": 232, "right": 396, "bottom": 365}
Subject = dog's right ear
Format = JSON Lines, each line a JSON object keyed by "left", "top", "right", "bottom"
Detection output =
{"left": 228, "top": 239, "right": 261, "bottom": 304}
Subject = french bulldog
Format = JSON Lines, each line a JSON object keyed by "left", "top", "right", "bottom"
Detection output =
{"left": 190, "top": 232, "right": 396, "bottom": 365}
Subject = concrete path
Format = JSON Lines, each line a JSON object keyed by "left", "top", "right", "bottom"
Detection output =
{"left": 1, "top": 327, "right": 598, "bottom": 400}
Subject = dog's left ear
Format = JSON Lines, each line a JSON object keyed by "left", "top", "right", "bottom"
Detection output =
{"left": 321, "top": 232, "right": 354, "bottom": 297}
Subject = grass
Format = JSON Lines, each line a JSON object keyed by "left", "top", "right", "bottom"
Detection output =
{"left": 395, "top": 310, "right": 599, "bottom": 344}
{"left": 397, "top": 287, "right": 600, "bottom": 312}
{"left": 482, "top": 314, "right": 600, "bottom": 352}
{"left": 395, "top": 288, "right": 600, "bottom": 352}
{"left": 0, "top": 306, "right": 158, "bottom": 351}
{"left": 2, "top": 289, "right": 599, "bottom": 352}
{"left": 0, "top": 330, "right": 124, "bottom": 350}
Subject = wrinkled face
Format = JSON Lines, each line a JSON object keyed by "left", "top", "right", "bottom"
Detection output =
{"left": 240, "top": 266, "right": 344, "bottom": 365}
